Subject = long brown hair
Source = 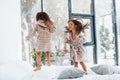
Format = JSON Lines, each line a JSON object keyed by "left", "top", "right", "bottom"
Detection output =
{"left": 36, "top": 12, "right": 53, "bottom": 26}
{"left": 67, "top": 19, "right": 89, "bottom": 35}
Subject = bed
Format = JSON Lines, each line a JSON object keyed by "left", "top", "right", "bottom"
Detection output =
{"left": 23, "top": 65, "right": 120, "bottom": 80}
{"left": 0, "top": 61, "right": 120, "bottom": 80}
{"left": 0, "top": 60, "right": 33, "bottom": 80}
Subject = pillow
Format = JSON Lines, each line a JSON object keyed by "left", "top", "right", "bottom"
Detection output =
{"left": 113, "top": 67, "right": 120, "bottom": 74}
{"left": 91, "top": 64, "right": 115, "bottom": 75}
{"left": 57, "top": 67, "right": 84, "bottom": 79}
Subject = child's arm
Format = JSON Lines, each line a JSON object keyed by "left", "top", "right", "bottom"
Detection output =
{"left": 65, "top": 38, "right": 71, "bottom": 44}
{"left": 26, "top": 26, "right": 38, "bottom": 40}
{"left": 48, "top": 24, "right": 56, "bottom": 33}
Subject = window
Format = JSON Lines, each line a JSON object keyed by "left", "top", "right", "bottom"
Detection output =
{"left": 95, "top": 0, "right": 116, "bottom": 64}
{"left": 71, "top": 0, "right": 92, "bottom": 14}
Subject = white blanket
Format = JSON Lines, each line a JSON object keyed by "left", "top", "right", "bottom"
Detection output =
{"left": 23, "top": 66, "right": 120, "bottom": 80}
{"left": 0, "top": 61, "right": 120, "bottom": 80}
{"left": 77, "top": 74, "right": 120, "bottom": 80}
{"left": 0, "top": 60, "right": 33, "bottom": 80}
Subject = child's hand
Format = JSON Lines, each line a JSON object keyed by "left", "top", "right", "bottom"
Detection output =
{"left": 65, "top": 38, "right": 70, "bottom": 43}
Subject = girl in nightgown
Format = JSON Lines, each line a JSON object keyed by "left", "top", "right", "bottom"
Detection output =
{"left": 66, "top": 19, "right": 89, "bottom": 74}
{"left": 26, "top": 12, "right": 56, "bottom": 71}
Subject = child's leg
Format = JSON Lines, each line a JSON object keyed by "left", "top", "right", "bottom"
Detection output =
{"left": 34, "top": 51, "right": 41, "bottom": 71}
{"left": 80, "top": 61, "right": 87, "bottom": 74}
{"left": 46, "top": 51, "right": 51, "bottom": 66}
{"left": 74, "top": 62, "right": 78, "bottom": 68}
{"left": 73, "top": 56, "right": 78, "bottom": 68}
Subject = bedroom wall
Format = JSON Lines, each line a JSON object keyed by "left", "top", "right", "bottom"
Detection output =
{"left": 0, "top": 0, "right": 21, "bottom": 64}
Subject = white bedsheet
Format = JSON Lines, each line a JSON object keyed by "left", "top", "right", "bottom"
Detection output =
{"left": 76, "top": 74, "right": 120, "bottom": 80}
{"left": 23, "top": 66, "right": 120, "bottom": 80}
{"left": 0, "top": 62, "right": 120, "bottom": 80}
{"left": 0, "top": 60, "right": 33, "bottom": 80}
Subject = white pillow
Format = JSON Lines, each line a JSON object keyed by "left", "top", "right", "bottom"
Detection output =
{"left": 57, "top": 67, "right": 84, "bottom": 79}
{"left": 91, "top": 64, "right": 115, "bottom": 75}
{"left": 113, "top": 66, "right": 120, "bottom": 74}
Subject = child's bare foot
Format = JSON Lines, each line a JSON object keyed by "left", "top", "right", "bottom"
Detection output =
{"left": 84, "top": 71, "right": 88, "bottom": 75}
{"left": 33, "top": 67, "right": 41, "bottom": 71}
{"left": 48, "top": 62, "right": 51, "bottom": 66}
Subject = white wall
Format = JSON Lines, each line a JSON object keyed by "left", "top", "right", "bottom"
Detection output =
{"left": 0, "top": 0, "right": 21, "bottom": 64}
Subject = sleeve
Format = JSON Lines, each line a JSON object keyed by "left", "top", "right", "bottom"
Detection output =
{"left": 26, "top": 26, "right": 38, "bottom": 40}
{"left": 48, "top": 25, "right": 56, "bottom": 33}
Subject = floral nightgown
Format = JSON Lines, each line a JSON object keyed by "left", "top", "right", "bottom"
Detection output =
{"left": 69, "top": 33, "right": 86, "bottom": 62}
{"left": 26, "top": 21, "right": 55, "bottom": 52}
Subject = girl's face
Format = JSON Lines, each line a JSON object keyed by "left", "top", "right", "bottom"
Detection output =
{"left": 68, "top": 21, "right": 76, "bottom": 30}
{"left": 39, "top": 20, "right": 44, "bottom": 23}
